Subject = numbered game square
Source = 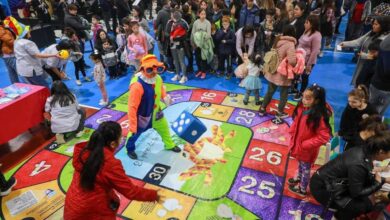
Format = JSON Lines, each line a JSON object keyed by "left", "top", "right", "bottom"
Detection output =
{"left": 279, "top": 196, "right": 333, "bottom": 220}
{"left": 191, "top": 89, "right": 227, "bottom": 104}
{"left": 228, "top": 167, "right": 283, "bottom": 220}
{"left": 85, "top": 108, "right": 126, "bottom": 130}
{"left": 193, "top": 103, "right": 234, "bottom": 122}
{"left": 221, "top": 93, "right": 261, "bottom": 111}
{"left": 251, "top": 119, "right": 291, "bottom": 146}
{"left": 117, "top": 116, "right": 130, "bottom": 137}
{"left": 228, "top": 108, "right": 272, "bottom": 127}
{"left": 167, "top": 90, "right": 192, "bottom": 104}
{"left": 242, "top": 139, "right": 289, "bottom": 177}
{"left": 266, "top": 100, "right": 296, "bottom": 116}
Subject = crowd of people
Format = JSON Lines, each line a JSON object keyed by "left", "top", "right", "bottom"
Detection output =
{"left": 0, "top": 0, "right": 390, "bottom": 219}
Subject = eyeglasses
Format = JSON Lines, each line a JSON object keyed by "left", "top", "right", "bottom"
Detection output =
{"left": 144, "top": 66, "right": 165, "bottom": 74}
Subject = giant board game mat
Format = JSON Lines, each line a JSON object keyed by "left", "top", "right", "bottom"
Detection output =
{"left": 0, "top": 83, "right": 334, "bottom": 220}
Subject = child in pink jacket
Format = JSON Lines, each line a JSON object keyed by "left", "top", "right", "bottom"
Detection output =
{"left": 278, "top": 48, "right": 306, "bottom": 79}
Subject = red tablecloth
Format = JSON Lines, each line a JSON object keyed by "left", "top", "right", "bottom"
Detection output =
{"left": 0, "top": 83, "right": 50, "bottom": 144}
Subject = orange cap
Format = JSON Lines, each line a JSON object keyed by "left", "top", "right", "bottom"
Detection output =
{"left": 140, "top": 54, "right": 164, "bottom": 69}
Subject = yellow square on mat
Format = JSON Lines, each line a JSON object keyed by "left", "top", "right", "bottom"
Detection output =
{"left": 221, "top": 93, "right": 261, "bottom": 111}
{"left": 121, "top": 184, "right": 196, "bottom": 219}
{"left": 193, "top": 104, "right": 235, "bottom": 122}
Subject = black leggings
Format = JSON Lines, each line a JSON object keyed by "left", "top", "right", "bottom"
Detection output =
{"left": 74, "top": 58, "right": 86, "bottom": 80}
{"left": 310, "top": 173, "right": 373, "bottom": 220}
{"left": 195, "top": 48, "right": 208, "bottom": 73}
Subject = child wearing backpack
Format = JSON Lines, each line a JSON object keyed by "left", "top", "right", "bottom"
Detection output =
{"left": 242, "top": 54, "right": 263, "bottom": 106}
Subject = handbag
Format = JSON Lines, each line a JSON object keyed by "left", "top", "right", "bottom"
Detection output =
{"left": 325, "top": 177, "right": 352, "bottom": 208}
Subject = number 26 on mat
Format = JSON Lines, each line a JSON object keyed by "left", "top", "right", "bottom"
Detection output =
{"left": 238, "top": 176, "right": 275, "bottom": 199}
{"left": 249, "top": 147, "right": 282, "bottom": 165}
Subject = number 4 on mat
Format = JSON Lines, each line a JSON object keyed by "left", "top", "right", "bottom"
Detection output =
{"left": 30, "top": 161, "right": 51, "bottom": 176}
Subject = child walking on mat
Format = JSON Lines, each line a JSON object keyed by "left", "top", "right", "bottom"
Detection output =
{"left": 288, "top": 84, "right": 332, "bottom": 196}
{"left": 242, "top": 54, "right": 263, "bottom": 105}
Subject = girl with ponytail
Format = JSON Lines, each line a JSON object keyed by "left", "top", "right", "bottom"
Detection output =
{"left": 64, "top": 121, "right": 162, "bottom": 220}
{"left": 339, "top": 84, "right": 378, "bottom": 150}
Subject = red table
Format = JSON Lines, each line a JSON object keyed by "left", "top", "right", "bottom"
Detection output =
{"left": 0, "top": 83, "right": 50, "bottom": 144}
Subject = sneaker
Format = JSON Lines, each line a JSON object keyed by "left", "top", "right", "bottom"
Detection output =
{"left": 171, "top": 75, "right": 180, "bottom": 81}
{"left": 76, "top": 80, "right": 82, "bottom": 86}
{"left": 259, "top": 108, "right": 266, "bottom": 116}
{"left": 56, "top": 134, "right": 66, "bottom": 144}
{"left": 288, "top": 177, "right": 301, "bottom": 185}
{"left": 195, "top": 71, "right": 202, "bottom": 78}
{"left": 276, "top": 111, "right": 289, "bottom": 119}
{"left": 170, "top": 146, "right": 182, "bottom": 153}
{"left": 76, "top": 129, "right": 84, "bottom": 138}
{"left": 243, "top": 100, "right": 248, "bottom": 105}
{"left": 0, "top": 177, "right": 17, "bottom": 197}
{"left": 179, "top": 76, "right": 188, "bottom": 84}
{"left": 288, "top": 185, "right": 306, "bottom": 197}
{"left": 255, "top": 101, "right": 261, "bottom": 106}
{"left": 84, "top": 77, "right": 92, "bottom": 82}
{"left": 127, "top": 151, "right": 138, "bottom": 160}
{"left": 99, "top": 99, "right": 104, "bottom": 105}
{"left": 201, "top": 72, "right": 206, "bottom": 79}
{"left": 99, "top": 101, "right": 109, "bottom": 106}
{"left": 225, "top": 73, "right": 232, "bottom": 80}
{"left": 319, "top": 51, "right": 324, "bottom": 57}
{"left": 293, "top": 93, "right": 302, "bottom": 101}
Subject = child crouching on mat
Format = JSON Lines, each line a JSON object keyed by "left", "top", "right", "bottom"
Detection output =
{"left": 288, "top": 84, "right": 332, "bottom": 196}
{"left": 242, "top": 54, "right": 263, "bottom": 105}
{"left": 45, "top": 81, "right": 86, "bottom": 144}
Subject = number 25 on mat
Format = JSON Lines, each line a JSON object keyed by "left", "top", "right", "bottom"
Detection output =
{"left": 238, "top": 176, "right": 276, "bottom": 199}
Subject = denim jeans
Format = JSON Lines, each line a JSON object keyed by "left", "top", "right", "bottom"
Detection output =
{"left": 171, "top": 48, "right": 187, "bottom": 77}
{"left": 22, "top": 70, "right": 50, "bottom": 88}
{"left": 2, "top": 57, "right": 19, "bottom": 84}
{"left": 369, "top": 85, "right": 390, "bottom": 116}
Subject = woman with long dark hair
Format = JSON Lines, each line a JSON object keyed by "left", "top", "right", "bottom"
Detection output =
{"left": 273, "top": 1, "right": 290, "bottom": 35}
{"left": 340, "top": 16, "right": 389, "bottom": 87}
{"left": 294, "top": 15, "right": 322, "bottom": 100}
{"left": 291, "top": 2, "right": 307, "bottom": 40}
{"left": 131, "top": 5, "right": 150, "bottom": 33}
{"left": 310, "top": 130, "right": 390, "bottom": 220}
{"left": 45, "top": 81, "right": 86, "bottom": 144}
{"left": 64, "top": 121, "right": 161, "bottom": 219}
{"left": 94, "top": 29, "right": 117, "bottom": 54}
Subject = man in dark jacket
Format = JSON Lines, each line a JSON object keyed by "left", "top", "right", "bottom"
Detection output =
{"left": 116, "top": 0, "right": 131, "bottom": 25}
{"left": 154, "top": 0, "right": 173, "bottom": 70}
{"left": 238, "top": 0, "right": 261, "bottom": 30}
{"left": 369, "top": 34, "right": 390, "bottom": 116}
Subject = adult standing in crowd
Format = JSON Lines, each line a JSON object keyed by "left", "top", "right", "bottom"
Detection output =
{"left": 0, "top": 17, "right": 19, "bottom": 84}
{"left": 294, "top": 15, "right": 322, "bottom": 101}
{"left": 346, "top": 0, "right": 372, "bottom": 41}
{"left": 238, "top": 0, "right": 261, "bottom": 30}
{"left": 64, "top": 4, "right": 89, "bottom": 54}
{"left": 13, "top": 21, "right": 58, "bottom": 88}
{"left": 340, "top": 16, "right": 389, "bottom": 86}
{"left": 369, "top": 33, "right": 390, "bottom": 115}
{"left": 310, "top": 130, "right": 390, "bottom": 220}
{"left": 259, "top": 25, "right": 297, "bottom": 119}
{"left": 154, "top": 0, "right": 172, "bottom": 70}
{"left": 291, "top": 2, "right": 307, "bottom": 41}
{"left": 273, "top": 1, "right": 290, "bottom": 35}
{"left": 99, "top": 0, "right": 117, "bottom": 33}
{"left": 116, "top": 0, "right": 131, "bottom": 25}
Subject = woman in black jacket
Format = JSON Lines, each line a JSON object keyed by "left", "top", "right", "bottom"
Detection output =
{"left": 310, "top": 130, "right": 390, "bottom": 220}
{"left": 291, "top": 2, "right": 307, "bottom": 40}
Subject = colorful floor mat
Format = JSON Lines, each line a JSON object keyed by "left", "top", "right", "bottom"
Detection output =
{"left": 1, "top": 83, "right": 334, "bottom": 220}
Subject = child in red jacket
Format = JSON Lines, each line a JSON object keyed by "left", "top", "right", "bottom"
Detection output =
{"left": 288, "top": 84, "right": 332, "bottom": 196}
{"left": 64, "top": 121, "right": 162, "bottom": 220}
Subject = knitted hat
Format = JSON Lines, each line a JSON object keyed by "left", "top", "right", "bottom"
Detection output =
{"left": 3, "top": 16, "right": 30, "bottom": 39}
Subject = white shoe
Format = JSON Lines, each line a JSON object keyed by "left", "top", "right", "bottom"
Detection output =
{"left": 99, "top": 101, "right": 108, "bottom": 106}
{"left": 76, "top": 80, "right": 82, "bottom": 86}
{"left": 76, "top": 129, "right": 84, "bottom": 138}
{"left": 84, "top": 77, "right": 92, "bottom": 82}
{"left": 319, "top": 51, "right": 324, "bottom": 57}
{"left": 56, "top": 134, "right": 66, "bottom": 144}
{"left": 171, "top": 75, "right": 180, "bottom": 81}
{"left": 179, "top": 76, "right": 187, "bottom": 84}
